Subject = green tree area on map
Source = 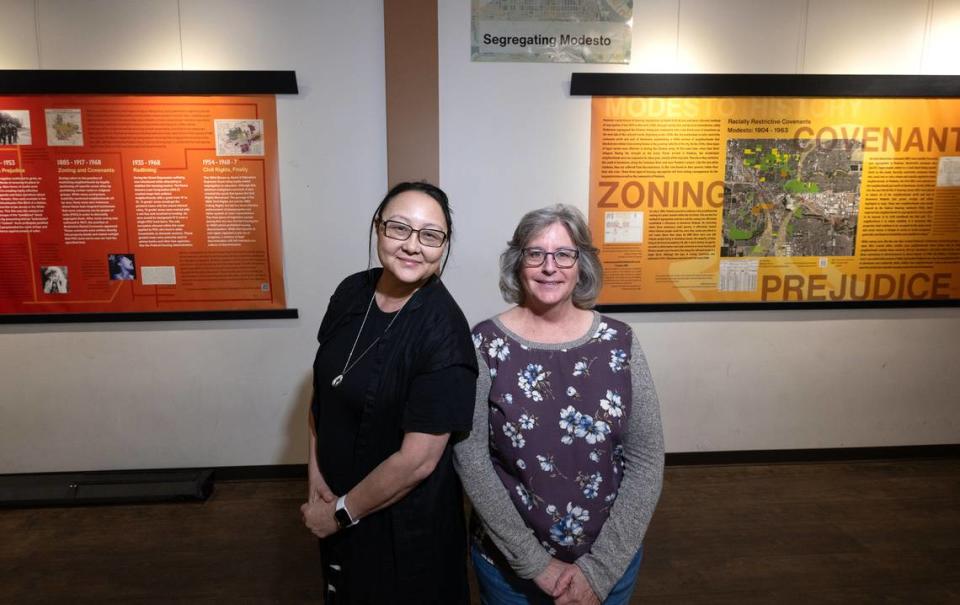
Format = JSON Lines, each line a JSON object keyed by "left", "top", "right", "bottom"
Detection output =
{"left": 226, "top": 124, "right": 261, "bottom": 152}
{"left": 51, "top": 114, "right": 80, "bottom": 141}
{"left": 721, "top": 138, "right": 862, "bottom": 257}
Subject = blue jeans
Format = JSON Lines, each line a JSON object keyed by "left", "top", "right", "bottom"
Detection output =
{"left": 471, "top": 543, "right": 644, "bottom": 605}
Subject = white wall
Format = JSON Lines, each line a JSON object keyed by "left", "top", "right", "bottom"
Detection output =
{"left": 1, "top": 1, "right": 958, "bottom": 473}
{"left": 439, "top": 0, "right": 960, "bottom": 452}
{"left": 0, "top": 0, "right": 387, "bottom": 472}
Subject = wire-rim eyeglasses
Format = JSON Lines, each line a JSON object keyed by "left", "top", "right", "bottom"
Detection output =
{"left": 521, "top": 247, "right": 580, "bottom": 268}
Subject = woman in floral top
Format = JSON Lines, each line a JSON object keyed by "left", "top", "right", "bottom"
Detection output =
{"left": 455, "top": 205, "right": 664, "bottom": 605}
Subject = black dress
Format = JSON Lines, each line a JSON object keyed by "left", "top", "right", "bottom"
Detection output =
{"left": 311, "top": 269, "right": 478, "bottom": 604}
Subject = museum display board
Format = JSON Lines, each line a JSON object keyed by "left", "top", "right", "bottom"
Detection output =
{"left": 574, "top": 74, "right": 960, "bottom": 310}
{"left": 0, "top": 70, "right": 297, "bottom": 322}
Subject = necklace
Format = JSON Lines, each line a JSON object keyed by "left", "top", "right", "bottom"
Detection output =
{"left": 331, "top": 291, "right": 409, "bottom": 387}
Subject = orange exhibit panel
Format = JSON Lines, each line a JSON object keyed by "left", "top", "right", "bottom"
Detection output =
{"left": 0, "top": 93, "right": 288, "bottom": 316}
{"left": 577, "top": 74, "right": 960, "bottom": 308}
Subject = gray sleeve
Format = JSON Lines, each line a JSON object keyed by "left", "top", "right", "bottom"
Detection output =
{"left": 576, "top": 331, "right": 665, "bottom": 600}
{"left": 453, "top": 349, "right": 553, "bottom": 579}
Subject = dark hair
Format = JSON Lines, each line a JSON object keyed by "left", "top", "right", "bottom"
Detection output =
{"left": 499, "top": 204, "right": 602, "bottom": 309}
{"left": 368, "top": 181, "right": 454, "bottom": 275}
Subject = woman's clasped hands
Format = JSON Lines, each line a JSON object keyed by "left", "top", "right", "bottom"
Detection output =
{"left": 300, "top": 468, "right": 337, "bottom": 538}
{"left": 536, "top": 558, "right": 600, "bottom": 605}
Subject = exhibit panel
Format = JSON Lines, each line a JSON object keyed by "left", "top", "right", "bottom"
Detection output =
{"left": 0, "top": 71, "right": 297, "bottom": 320}
{"left": 578, "top": 74, "right": 960, "bottom": 308}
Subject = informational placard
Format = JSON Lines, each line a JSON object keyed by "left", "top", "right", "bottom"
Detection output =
{"left": 587, "top": 90, "right": 960, "bottom": 307}
{"left": 472, "top": 0, "right": 632, "bottom": 64}
{"left": 0, "top": 94, "right": 287, "bottom": 316}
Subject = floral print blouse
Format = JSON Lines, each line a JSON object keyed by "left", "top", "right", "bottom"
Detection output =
{"left": 471, "top": 315, "right": 633, "bottom": 561}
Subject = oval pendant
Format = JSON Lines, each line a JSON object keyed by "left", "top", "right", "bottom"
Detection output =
{"left": 331, "top": 374, "right": 343, "bottom": 387}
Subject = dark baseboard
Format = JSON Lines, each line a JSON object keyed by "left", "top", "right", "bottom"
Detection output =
{"left": 212, "top": 444, "right": 960, "bottom": 479}
{"left": 214, "top": 464, "right": 307, "bottom": 481}
{"left": 0, "top": 469, "right": 213, "bottom": 508}
{"left": 3, "top": 444, "right": 956, "bottom": 506}
{"left": 665, "top": 444, "right": 960, "bottom": 466}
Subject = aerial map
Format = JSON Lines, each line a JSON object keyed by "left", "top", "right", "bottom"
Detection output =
{"left": 721, "top": 138, "right": 862, "bottom": 257}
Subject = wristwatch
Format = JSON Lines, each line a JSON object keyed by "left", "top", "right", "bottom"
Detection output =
{"left": 334, "top": 495, "right": 358, "bottom": 529}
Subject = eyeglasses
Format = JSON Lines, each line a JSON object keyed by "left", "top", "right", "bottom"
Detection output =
{"left": 521, "top": 247, "right": 580, "bottom": 268}
{"left": 379, "top": 219, "right": 447, "bottom": 248}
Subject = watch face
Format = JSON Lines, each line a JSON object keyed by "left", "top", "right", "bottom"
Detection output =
{"left": 335, "top": 507, "right": 352, "bottom": 529}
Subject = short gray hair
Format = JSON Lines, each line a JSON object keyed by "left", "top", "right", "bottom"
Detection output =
{"left": 499, "top": 204, "right": 602, "bottom": 309}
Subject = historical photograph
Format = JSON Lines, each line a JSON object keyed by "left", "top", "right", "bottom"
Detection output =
{"left": 0, "top": 109, "right": 32, "bottom": 145}
{"left": 108, "top": 254, "right": 137, "bottom": 281}
{"left": 40, "top": 265, "right": 68, "bottom": 293}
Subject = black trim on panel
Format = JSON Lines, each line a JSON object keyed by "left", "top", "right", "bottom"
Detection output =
{"left": 666, "top": 444, "right": 960, "bottom": 466}
{"left": 0, "top": 70, "right": 298, "bottom": 95}
{"left": 597, "top": 299, "right": 960, "bottom": 313}
{"left": 570, "top": 73, "right": 960, "bottom": 98}
{"left": 0, "top": 309, "right": 299, "bottom": 324}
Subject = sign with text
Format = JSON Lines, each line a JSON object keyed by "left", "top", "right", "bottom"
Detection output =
{"left": 589, "top": 96, "right": 960, "bottom": 305}
{"left": 0, "top": 95, "right": 287, "bottom": 315}
{"left": 472, "top": 0, "right": 632, "bottom": 64}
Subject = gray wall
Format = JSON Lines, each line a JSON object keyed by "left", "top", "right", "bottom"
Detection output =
{"left": 438, "top": 0, "right": 960, "bottom": 452}
{"left": 1, "top": 0, "right": 958, "bottom": 473}
{"left": 0, "top": 0, "right": 388, "bottom": 472}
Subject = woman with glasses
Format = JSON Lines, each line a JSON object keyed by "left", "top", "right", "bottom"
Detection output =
{"left": 455, "top": 204, "right": 664, "bottom": 605}
{"left": 301, "top": 181, "right": 478, "bottom": 604}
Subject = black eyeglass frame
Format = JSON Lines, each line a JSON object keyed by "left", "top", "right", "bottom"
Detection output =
{"left": 520, "top": 247, "right": 580, "bottom": 268}
{"left": 378, "top": 219, "right": 448, "bottom": 248}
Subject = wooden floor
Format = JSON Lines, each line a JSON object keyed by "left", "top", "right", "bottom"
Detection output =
{"left": 2, "top": 459, "right": 958, "bottom": 604}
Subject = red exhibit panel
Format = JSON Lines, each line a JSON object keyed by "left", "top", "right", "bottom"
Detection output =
{"left": 0, "top": 95, "right": 287, "bottom": 315}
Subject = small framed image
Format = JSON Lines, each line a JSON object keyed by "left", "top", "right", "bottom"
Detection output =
{"left": 107, "top": 254, "right": 136, "bottom": 281}
{"left": 214, "top": 119, "right": 264, "bottom": 156}
{"left": 141, "top": 266, "right": 176, "bottom": 286}
{"left": 937, "top": 156, "right": 960, "bottom": 187}
{"left": 41, "top": 265, "right": 68, "bottom": 294}
{"left": 45, "top": 109, "right": 84, "bottom": 146}
{"left": 0, "top": 109, "right": 32, "bottom": 145}
{"left": 604, "top": 211, "right": 644, "bottom": 244}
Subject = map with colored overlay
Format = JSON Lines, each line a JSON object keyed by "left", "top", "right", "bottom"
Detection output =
{"left": 721, "top": 138, "right": 863, "bottom": 257}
